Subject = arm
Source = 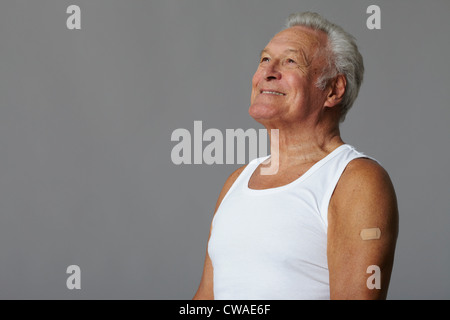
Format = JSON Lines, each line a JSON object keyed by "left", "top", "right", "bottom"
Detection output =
{"left": 327, "top": 158, "right": 399, "bottom": 300}
{"left": 193, "top": 165, "right": 247, "bottom": 300}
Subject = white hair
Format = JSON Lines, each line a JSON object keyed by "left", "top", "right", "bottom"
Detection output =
{"left": 285, "top": 12, "right": 364, "bottom": 122}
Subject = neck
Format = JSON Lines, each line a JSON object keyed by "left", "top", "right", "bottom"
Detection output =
{"left": 264, "top": 120, "right": 344, "bottom": 173}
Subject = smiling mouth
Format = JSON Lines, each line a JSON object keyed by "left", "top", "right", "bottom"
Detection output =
{"left": 260, "top": 90, "right": 286, "bottom": 96}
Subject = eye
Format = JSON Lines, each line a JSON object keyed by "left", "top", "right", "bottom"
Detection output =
{"left": 287, "top": 58, "right": 297, "bottom": 64}
{"left": 260, "top": 57, "right": 270, "bottom": 63}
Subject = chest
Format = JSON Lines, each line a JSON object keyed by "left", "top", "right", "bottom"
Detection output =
{"left": 247, "top": 164, "right": 314, "bottom": 190}
{"left": 209, "top": 190, "right": 328, "bottom": 266}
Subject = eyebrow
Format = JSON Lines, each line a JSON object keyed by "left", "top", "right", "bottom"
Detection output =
{"left": 260, "top": 48, "right": 311, "bottom": 66}
{"left": 260, "top": 48, "right": 302, "bottom": 56}
{"left": 259, "top": 48, "right": 269, "bottom": 57}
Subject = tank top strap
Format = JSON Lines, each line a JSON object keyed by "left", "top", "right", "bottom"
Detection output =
{"left": 219, "top": 155, "right": 270, "bottom": 204}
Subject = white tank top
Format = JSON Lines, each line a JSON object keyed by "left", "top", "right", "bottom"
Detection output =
{"left": 208, "top": 144, "right": 377, "bottom": 300}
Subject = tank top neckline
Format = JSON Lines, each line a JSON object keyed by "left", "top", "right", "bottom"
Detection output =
{"left": 244, "top": 144, "right": 352, "bottom": 195}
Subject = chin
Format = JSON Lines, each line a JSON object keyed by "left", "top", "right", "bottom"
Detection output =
{"left": 248, "top": 103, "right": 280, "bottom": 121}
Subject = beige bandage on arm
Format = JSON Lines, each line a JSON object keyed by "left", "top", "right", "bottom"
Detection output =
{"left": 360, "top": 228, "right": 381, "bottom": 240}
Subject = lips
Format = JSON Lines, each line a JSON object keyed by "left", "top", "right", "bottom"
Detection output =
{"left": 260, "top": 89, "right": 286, "bottom": 96}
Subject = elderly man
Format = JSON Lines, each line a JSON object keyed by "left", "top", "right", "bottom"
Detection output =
{"left": 193, "top": 12, "right": 398, "bottom": 300}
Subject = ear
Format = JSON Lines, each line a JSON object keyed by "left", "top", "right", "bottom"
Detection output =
{"left": 324, "top": 74, "right": 347, "bottom": 108}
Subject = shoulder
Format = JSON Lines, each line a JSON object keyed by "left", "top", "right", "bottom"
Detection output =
{"left": 337, "top": 157, "right": 394, "bottom": 198}
{"left": 222, "top": 155, "right": 269, "bottom": 190}
{"left": 228, "top": 164, "right": 248, "bottom": 183}
{"left": 330, "top": 157, "right": 398, "bottom": 225}
{"left": 213, "top": 164, "right": 248, "bottom": 213}
{"left": 223, "top": 164, "right": 248, "bottom": 191}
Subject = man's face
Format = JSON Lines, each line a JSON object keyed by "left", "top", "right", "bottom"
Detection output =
{"left": 249, "top": 26, "right": 329, "bottom": 126}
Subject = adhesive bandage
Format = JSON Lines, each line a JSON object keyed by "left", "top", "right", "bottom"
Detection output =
{"left": 360, "top": 228, "right": 381, "bottom": 240}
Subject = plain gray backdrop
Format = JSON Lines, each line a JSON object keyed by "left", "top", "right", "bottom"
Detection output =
{"left": 0, "top": 0, "right": 449, "bottom": 299}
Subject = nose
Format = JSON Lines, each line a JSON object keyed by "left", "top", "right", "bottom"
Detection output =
{"left": 264, "top": 62, "right": 282, "bottom": 81}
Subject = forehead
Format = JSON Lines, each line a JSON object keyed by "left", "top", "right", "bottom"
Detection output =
{"left": 264, "top": 26, "right": 327, "bottom": 54}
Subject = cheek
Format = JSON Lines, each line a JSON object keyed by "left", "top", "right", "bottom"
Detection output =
{"left": 285, "top": 74, "right": 306, "bottom": 99}
{"left": 251, "top": 71, "right": 262, "bottom": 100}
{"left": 251, "top": 69, "right": 263, "bottom": 87}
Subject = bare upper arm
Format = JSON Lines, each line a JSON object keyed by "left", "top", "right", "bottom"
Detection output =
{"left": 193, "top": 164, "right": 248, "bottom": 300}
{"left": 327, "top": 158, "right": 399, "bottom": 300}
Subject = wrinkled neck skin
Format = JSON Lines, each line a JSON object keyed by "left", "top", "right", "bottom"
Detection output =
{"left": 261, "top": 111, "right": 344, "bottom": 174}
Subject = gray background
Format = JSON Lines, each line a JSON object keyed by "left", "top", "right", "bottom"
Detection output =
{"left": 0, "top": 0, "right": 449, "bottom": 299}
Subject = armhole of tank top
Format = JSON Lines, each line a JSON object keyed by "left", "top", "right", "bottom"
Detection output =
{"left": 319, "top": 154, "right": 380, "bottom": 230}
